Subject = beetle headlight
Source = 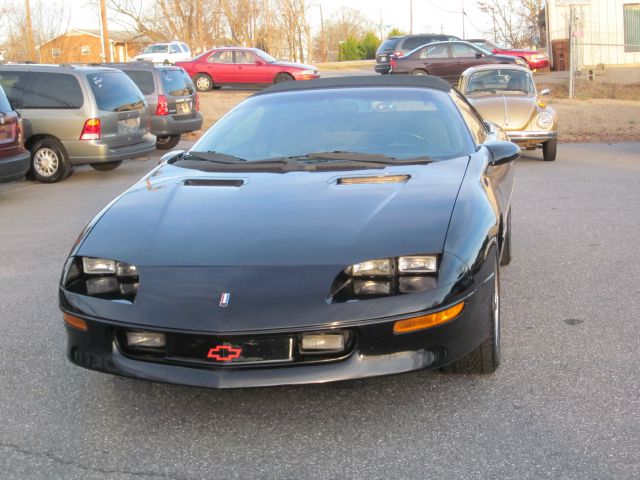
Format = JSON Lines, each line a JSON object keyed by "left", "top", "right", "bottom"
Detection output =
{"left": 63, "top": 256, "right": 139, "bottom": 302}
{"left": 536, "top": 112, "right": 553, "bottom": 130}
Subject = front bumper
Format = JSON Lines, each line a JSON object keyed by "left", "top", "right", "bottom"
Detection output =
{"left": 508, "top": 130, "right": 557, "bottom": 146}
{"left": 0, "top": 149, "right": 30, "bottom": 182}
{"left": 62, "top": 280, "right": 492, "bottom": 389}
{"left": 292, "top": 73, "right": 321, "bottom": 81}
{"left": 150, "top": 112, "right": 203, "bottom": 137}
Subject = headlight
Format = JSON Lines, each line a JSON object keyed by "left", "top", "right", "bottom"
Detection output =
{"left": 63, "top": 256, "right": 139, "bottom": 302}
{"left": 536, "top": 112, "right": 553, "bottom": 130}
{"left": 330, "top": 255, "right": 439, "bottom": 302}
{"left": 300, "top": 69, "right": 317, "bottom": 75}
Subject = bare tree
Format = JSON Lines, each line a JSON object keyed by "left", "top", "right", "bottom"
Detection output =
{"left": 477, "top": 0, "right": 544, "bottom": 47}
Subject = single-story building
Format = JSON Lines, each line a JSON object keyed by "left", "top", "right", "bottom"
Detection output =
{"left": 546, "top": 0, "right": 640, "bottom": 66}
{"left": 37, "top": 29, "right": 151, "bottom": 64}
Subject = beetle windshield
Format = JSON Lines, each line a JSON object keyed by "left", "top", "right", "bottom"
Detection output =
{"left": 191, "top": 87, "right": 475, "bottom": 161}
{"left": 466, "top": 69, "right": 535, "bottom": 95}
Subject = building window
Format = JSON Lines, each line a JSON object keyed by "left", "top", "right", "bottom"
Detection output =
{"left": 624, "top": 4, "right": 640, "bottom": 52}
{"left": 81, "top": 45, "right": 90, "bottom": 56}
{"left": 51, "top": 48, "right": 61, "bottom": 58}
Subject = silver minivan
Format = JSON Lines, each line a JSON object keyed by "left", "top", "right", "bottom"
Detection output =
{"left": 0, "top": 64, "right": 156, "bottom": 182}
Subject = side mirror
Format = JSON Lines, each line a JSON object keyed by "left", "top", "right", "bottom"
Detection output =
{"left": 484, "top": 121, "right": 497, "bottom": 134}
{"left": 484, "top": 141, "right": 520, "bottom": 166}
{"left": 540, "top": 88, "right": 551, "bottom": 96}
{"left": 255, "top": 59, "right": 265, "bottom": 65}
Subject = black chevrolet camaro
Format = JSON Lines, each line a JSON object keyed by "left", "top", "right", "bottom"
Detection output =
{"left": 60, "top": 76, "right": 519, "bottom": 388}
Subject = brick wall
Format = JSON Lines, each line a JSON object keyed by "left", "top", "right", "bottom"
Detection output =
{"left": 38, "top": 32, "right": 143, "bottom": 64}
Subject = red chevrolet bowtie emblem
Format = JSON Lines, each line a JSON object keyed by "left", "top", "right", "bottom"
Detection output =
{"left": 207, "top": 345, "right": 242, "bottom": 362}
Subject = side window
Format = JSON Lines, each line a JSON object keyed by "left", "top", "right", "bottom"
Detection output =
{"left": 235, "top": 51, "right": 257, "bottom": 64}
{"left": 21, "top": 73, "right": 83, "bottom": 109}
{"left": 403, "top": 36, "right": 431, "bottom": 51}
{"left": 451, "top": 43, "right": 479, "bottom": 58}
{"left": 180, "top": 43, "right": 190, "bottom": 53}
{"left": 122, "top": 70, "right": 155, "bottom": 95}
{"left": 0, "top": 71, "right": 29, "bottom": 107}
{"left": 420, "top": 44, "right": 449, "bottom": 59}
{"left": 207, "top": 51, "right": 233, "bottom": 64}
{"left": 169, "top": 44, "right": 180, "bottom": 54}
{"left": 451, "top": 92, "right": 487, "bottom": 144}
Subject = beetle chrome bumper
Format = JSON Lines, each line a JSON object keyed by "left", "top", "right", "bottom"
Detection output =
{"left": 508, "top": 131, "right": 557, "bottom": 143}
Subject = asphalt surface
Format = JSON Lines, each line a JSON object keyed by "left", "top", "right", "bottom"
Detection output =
{"left": 1, "top": 141, "right": 639, "bottom": 479}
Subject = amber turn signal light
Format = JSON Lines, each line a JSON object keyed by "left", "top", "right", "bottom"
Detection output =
{"left": 393, "top": 301, "right": 465, "bottom": 334}
{"left": 63, "top": 313, "right": 88, "bottom": 331}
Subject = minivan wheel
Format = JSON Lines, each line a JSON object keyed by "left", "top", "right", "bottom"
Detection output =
{"left": 30, "top": 138, "right": 72, "bottom": 183}
{"left": 90, "top": 161, "right": 122, "bottom": 171}
{"left": 411, "top": 69, "right": 428, "bottom": 75}
{"left": 155, "top": 135, "right": 181, "bottom": 150}
{"left": 194, "top": 74, "right": 213, "bottom": 92}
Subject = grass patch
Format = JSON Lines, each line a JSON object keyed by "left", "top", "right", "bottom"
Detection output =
{"left": 539, "top": 80, "right": 640, "bottom": 101}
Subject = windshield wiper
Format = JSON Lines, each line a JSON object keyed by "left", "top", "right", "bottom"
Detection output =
{"left": 283, "top": 151, "right": 433, "bottom": 165}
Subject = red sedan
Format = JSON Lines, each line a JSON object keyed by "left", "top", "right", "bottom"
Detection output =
{"left": 176, "top": 47, "right": 320, "bottom": 91}
{"left": 467, "top": 39, "right": 550, "bottom": 71}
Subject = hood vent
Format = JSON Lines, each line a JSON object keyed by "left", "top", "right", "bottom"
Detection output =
{"left": 183, "top": 179, "right": 245, "bottom": 187}
{"left": 337, "top": 174, "right": 411, "bottom": 185}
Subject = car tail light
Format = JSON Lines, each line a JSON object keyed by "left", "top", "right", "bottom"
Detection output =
{"left": 194, "top": 93, "right": 200, "bottom": 112}
{"left": 393, "top": 50, "right": 404, "bottom": 57}
{"left": 156, "top": 95, "right": 169, "bottom": 116}
{"left": 80, "top": 118, "right": 101, "bottom": 140}
{"left": 390, "top": 57, "right": 398, "bottom": 69}
{"left": 17, "top": 118, "right": 24, "bottom": 146}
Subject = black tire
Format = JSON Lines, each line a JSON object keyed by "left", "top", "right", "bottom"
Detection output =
{"left": 543, "top": 138, "right": 557, "bottom": 161}
{"left": 163, "top": 59, "right": 171, "bottom": 65}
{"left": 29, "top": 137, "right": 72, "bottom": 183}
{"left": 274, "top": 73, "right": 294, "bottom": 84}
{"left": 155, "top": 134, "right": 181, "bottom": 150}
{"left": 441, "top": 255, "right": 500, "bottom": 374}
{"left": 500, "top": 210, "right": 512, "bottom": 266}
{"left": 90, "top": 161, "right": 123, "bottom": 171}
{"left": 194, "top": 73, "right": 213, "bottom": 92}
{"left": 411, "top": 69, "right": 428, "bottom": 75}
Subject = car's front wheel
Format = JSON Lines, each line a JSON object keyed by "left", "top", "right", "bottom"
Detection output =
{"left": 543, "top": 138, "right": 557, "bottom": 161}
{"left": 194, "top": 73, "right": 213, "bottom": 92}
{"left": 90, "top": 161, "right": 122, "bottom": 171}
{"left": 30, "top": 138, "right": 72, "bottom": 183}
{"left": 441, "top": 255, "right": 501, "bottom": 374}
{"left": 155, "top": 135, "right": 181, "bottom": 150}
{"left": 274, "top": 73, "right": 294, "bottom": 84}
{"left": 411, "top": 69, "right": 428, "bottom": 75}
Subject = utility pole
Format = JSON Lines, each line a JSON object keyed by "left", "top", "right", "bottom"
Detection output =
{"left": 568, "top": 5, "right": 575, "bottom": 99}
{"left": 25, "top": 0, "right": 36, "bottom": 62}
{"left": 410, "top": 0, "right": 413, "bottom": 34}
{"left": 461, "top": 0, "right": 466, "bottom": 39}
{"left": 99, "top": 0, "right": 111, "bottom": 62}
{"left": 319, "top": 4, "right": 326, "bottom": 62}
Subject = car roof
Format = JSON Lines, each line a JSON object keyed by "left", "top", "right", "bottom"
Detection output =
{"left": 102, "top": 62, "right": 183, "bottom": 71}
{"left": 462, "top": 64, "right": 531, "bottom": 75}
{"left": 0, "top": 63, "right": 122, "bottom": 73}
{"left": 256, "top": 75, "right": 452, "bottom": 96}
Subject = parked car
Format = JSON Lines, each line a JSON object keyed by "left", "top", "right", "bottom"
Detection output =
{"left": 176, "top": 47, "right": 320, "bottom": 92}
{"left": 134, "top": 41, "right": 192, "bottom": 64}
{"left": 0, "top": 83, "right": 30, "bottom": 182}
{"left": 59, "top": 75, "right": 520, "bottom": 388}
{"left": 106, "top": 63, "right": 203, "bottom": 150}
{"left": 0, "top": 64, "right": 156, "bottom": 182}
{"left": 390, "top": 41, "right": 528, "bottom": 84}
{"left": 459, "top": 64, "right": 557, "bottom": 161}
{"left": 467, "top": 39, "right": 550, "bottom": 71}
{"left": 375, "top": 33, "right": 460, "bottom": 74}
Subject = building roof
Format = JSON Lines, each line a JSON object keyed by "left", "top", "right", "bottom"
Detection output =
{"left": 38, "top": 29, "right": 152, "bottom": 48}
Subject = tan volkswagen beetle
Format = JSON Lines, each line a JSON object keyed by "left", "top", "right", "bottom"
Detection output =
{"left": 459, "top": 64, "right": 558, "bottom": 161}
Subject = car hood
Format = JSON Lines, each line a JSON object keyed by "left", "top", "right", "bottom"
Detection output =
{"left": 468, "top": 95, "right": 535, "bottom": 130}
{"left": 270, "top": 61, "right": 317, "bottom": 71}
{"left": 78, "top": 158, "right": 469, "bottom": 268}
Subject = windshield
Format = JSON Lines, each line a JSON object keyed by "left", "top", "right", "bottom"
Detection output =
{"left": 161, "top": 69, "right": 194, "bottom": 96}
{"left": 256, "top": 50, "right": 277, "bottom": 63}
{"left": 465, "top": 69, "right": 534, "bottom": 95}
{"left": 143, "top": 45, "right": 168, "bottom": 54}
{"left": 191, "top": 88, "right": 475, "bottom": 161}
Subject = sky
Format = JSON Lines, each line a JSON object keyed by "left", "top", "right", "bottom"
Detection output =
{"left": 65, "top": 0, "right": 487, "bottom": 39}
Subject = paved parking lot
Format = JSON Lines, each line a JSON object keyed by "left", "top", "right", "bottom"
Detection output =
{"left": 1, "top": 142, "right": 639, "bottom": 479}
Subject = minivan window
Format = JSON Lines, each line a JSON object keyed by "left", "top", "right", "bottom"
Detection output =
{"left": 0, "top": 71, "right": 28, "bottom": 106}
{"left": 378, "top": 38, "right": 401, "bottom": 52}
{"left": 160, "top": 69, "right": 195, "bottom": 96}
{"left": 0, "top": 85, "right": 12, "bottom": 112}
{"left": 123, "top": 70, "right": 156, "bottom": 95}
{"left": 21, "top": 73, "right": 83, "bottom": 109}
{"left": 403, "top": 36, "right": 433, "bottom": 51}
{"left": 86, "top": 71, "right": 145, "bottom": 112}
{"left": 144, "top": 45, "right": 168, "bottom": 54}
